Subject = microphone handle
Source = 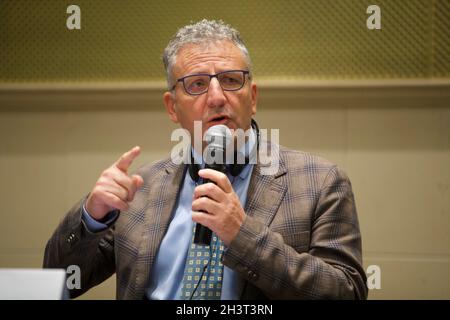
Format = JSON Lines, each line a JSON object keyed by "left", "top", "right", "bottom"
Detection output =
{"left": 193, "top": 162, "right": 227, "bottom": 245}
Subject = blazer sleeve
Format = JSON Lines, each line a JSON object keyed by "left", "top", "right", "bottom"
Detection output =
{"left": 43, "top": 197, "right": 116, "bottom": 298}
{"left": 223, "top": 165, "right": 368, "bottom": 300}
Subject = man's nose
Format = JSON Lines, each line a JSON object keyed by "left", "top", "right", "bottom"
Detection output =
{"left": 206, "top": 77, "right": 226, "bottom": 108}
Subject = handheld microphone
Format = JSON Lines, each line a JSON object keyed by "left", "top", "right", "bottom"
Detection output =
{"left": 194, "top": 124, "right": 232, "bottom": 245}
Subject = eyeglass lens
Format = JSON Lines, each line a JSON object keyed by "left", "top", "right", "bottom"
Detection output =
{"left": 184, "top": 71, "right": 245, "bottom": 94}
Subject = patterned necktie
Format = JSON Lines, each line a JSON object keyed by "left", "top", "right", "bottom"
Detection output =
{"left": 179, "top": 223, "right": 224, "bottom": 300}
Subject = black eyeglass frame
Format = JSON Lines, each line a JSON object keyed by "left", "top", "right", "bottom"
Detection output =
{"left": 171, "top": 69, "right": 250, "bottom": 96}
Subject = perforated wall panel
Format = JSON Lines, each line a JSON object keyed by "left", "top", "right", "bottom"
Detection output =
{"left": 0, "top": 0, "right": 448, "bottom": 82}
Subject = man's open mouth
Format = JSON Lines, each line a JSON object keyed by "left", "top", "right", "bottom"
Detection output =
{"left": 208, "top": 115, "right": 229, "bottom": 124}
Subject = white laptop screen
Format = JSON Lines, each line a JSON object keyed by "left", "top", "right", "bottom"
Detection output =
{"left": 0, "top": 269, "right": 67, "bottom": 300}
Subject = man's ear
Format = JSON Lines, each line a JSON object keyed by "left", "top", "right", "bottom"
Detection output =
{"left": 163, "top": 91, "right": 179, "bottom": 124}
{"left": 250, "top": 83, "right": 258, "bottom": 116}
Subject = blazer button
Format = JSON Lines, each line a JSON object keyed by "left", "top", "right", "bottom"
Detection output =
{"left": 248, "top": 270, "right": 259, "bottom": 281}
{"left": 67, "top": 233, "right": 77, "bottom": 244}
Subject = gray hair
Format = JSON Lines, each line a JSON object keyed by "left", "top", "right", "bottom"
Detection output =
{"left": 162, "top": 19, "right": 252, "bottom": 89}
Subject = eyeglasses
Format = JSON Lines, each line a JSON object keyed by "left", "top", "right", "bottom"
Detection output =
{"left": 171, "top": 70, "right": 250, "bottom": 96}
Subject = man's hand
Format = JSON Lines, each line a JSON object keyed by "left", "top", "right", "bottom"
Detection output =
{"left": 85, "top": 146, "right": 144, "bottom": 221}
{"left": 191, "top": 169, "right": 246, "bottom": 246}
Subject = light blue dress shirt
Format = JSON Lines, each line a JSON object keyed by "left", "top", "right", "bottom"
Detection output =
{"left": 82, "top": 130, "right": 256, "bottom": 300}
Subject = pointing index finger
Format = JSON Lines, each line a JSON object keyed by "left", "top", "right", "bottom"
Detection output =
{"left": 115, "top": 146, "right": 141, "bottom": 172}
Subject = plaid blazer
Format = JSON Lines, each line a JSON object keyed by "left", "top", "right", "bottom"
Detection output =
{"left": 44, "top": 142, "right": 368, "bottom": 299}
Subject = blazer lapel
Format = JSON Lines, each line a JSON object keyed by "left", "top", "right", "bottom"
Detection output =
{"left": 245, "top": 141, "right": 287, "bottom": 225}
{"left": 132, "top": 160, "right": 185, "bottom": 299}
{"left": 244, "top": 164, "right": 287, "bottom": 225}
{"left": 238, "top": 143, "right": 287, "bottom": 298}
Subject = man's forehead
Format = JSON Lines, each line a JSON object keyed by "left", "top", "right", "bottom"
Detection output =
{"left": 173, "top": 40, "right": 247, "bottom": 75}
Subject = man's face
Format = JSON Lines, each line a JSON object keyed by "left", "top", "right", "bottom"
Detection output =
{"left": 163, "top": 40, "right": 257, "bottom": 145}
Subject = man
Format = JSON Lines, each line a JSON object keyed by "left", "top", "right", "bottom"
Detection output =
{"left": 44, "top": 20, "right": 368, "bottom": 300}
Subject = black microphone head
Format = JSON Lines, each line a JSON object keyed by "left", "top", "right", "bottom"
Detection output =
{"left": 204, "top": 124, "right": 232, "bottom": 165}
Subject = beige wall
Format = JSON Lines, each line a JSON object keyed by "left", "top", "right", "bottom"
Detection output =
{"left": 0, "top": 81, "right": 449, "bottom": 299}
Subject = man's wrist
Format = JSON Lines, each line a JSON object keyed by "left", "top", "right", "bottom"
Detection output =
{"left": 81, "top": 203, "right": 119, "bottom": 232}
